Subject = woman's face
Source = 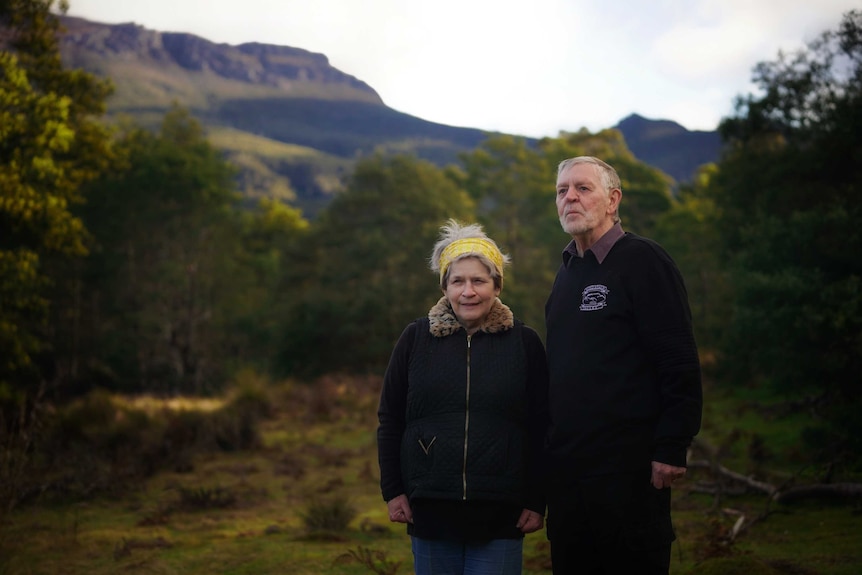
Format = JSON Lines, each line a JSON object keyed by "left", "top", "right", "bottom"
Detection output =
{"left": 444, "top": 257, "right": 500, "bottom": 335}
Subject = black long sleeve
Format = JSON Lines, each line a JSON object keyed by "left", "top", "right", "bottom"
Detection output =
{"left": 376, "top": 322, "right": 416, "bottom": 502}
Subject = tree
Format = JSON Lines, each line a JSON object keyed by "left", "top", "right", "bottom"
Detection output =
{"left": 232, "top": 197, "right": 309, "bottom": 372}
{"left": 277, "top": 154, "right": 475, "bottom": 377}
{"left": 0, "top": 0, "right": 115, "bottom": 516}
{"left": 77, "top": 107, "right": 243, "bottom": 394}
{"left": 709, "top": 10, "right": 862, "bottom": 463}
{"left": 0, "top": 52, "right": 71, "bottom": 390}
{"left": 0, "top": 0, "right": 113, "bottom": 399}
{"left": 653, "top": 164, "right": 730, "bottom": 353}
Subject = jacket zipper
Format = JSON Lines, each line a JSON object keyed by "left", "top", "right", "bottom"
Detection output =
{"left": 462, "top": 334, "right": 472, "bottom": 500}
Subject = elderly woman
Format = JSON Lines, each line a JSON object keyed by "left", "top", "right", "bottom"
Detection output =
{"left": 377, "top": 219, "right": 550, "bottom": 575}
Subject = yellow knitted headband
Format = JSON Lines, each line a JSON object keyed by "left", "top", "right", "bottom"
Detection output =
{"left": 439, "top": 238, "right": 504, "bottom": 285}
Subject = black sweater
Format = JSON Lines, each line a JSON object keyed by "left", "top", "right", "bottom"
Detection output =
{"left": 544, "top": 232, "right": 702, "bottom": 478}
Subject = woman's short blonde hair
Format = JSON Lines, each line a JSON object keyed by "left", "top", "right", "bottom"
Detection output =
{"left": 429, "top": 219, "right": 510, "bottom": 290}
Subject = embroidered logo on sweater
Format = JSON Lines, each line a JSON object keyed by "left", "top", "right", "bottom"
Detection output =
{"left": 580, "top": 284, "right": 609, "bottom": 311}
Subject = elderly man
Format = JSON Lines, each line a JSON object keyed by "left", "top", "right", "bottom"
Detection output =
{"left": 544, "top": 156, "right": 703, "bottom": 574}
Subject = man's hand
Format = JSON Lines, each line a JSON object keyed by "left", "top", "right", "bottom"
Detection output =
{"left": 516, "top": 509, "right": 544, "bottom": 533}
{"left": 651, "top": 460, "right": 686, "bottom": 489}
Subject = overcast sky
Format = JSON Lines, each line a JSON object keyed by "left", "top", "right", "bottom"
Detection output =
{"left": 64, "top": 0, "right": 857, "bottom": 138}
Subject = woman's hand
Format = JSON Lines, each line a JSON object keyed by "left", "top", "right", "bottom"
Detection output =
{"left": 386, "top": 494, "right": 413, "bottom": 524}
{"left": 516, "top": 508, "right": 544, "bottom": 533}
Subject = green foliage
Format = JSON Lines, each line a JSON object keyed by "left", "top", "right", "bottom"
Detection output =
{"left": 277, "top": 154, "right": 475, "bottom": 376}
{"left": 709, "top": 10, "right": 862, "bottom": 464}
{"left": 0, "top": 53, "right": 76, "bottom": 387}
{"left": 299, "top": 494, "right": 357, "bottom": 534}
{"left": 0, "top": 247, "right": 45, "bottom": 388}
{"left": 176, "top": 485, "right": 237, "bottom": 510}
{"left": 653, "top": 164, "right": 730, "bottom": 352}
{"left": 0, "top": 0, "right": 114, "bottom": 396}
{"left": 32, "top": 390, "right": 164, "bottom": 499}
{"left": 210, "top": 391, "right": 268, "bottom": 452}
{"left": 224, "top": 371, "right": 276, "bottom": 422}
{"left": 73, "top": 106, "right": 247, "bottom": 394}
{"left": 4, "top": 381, "right": 273, "bottom": 507}
{"left": 231, "top": 199, "right": 310, "bottom": 372}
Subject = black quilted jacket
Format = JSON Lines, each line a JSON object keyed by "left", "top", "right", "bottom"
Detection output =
{"left": 378, "top": 296, "right": 548, "bottom": 514}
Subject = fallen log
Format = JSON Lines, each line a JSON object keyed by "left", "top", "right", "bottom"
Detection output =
{"left": 687, "top": 458, "right": 862, "bottom": 503}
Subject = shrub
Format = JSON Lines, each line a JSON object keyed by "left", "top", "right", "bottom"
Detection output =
{"left": 335, "top": 546, "right": 402, "bottom": 575}
{"left": 2, "top": 372, "right": 281, "bottom": 506}
{"left": 298, "top": 494, "right": 357, "bottom": 534}
{"left": 177, "top": 486, "right": 237, "bottom": 511}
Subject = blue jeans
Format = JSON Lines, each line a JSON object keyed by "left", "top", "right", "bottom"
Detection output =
{"left": 411, "top": 536, "right": 523, "bottom": 575}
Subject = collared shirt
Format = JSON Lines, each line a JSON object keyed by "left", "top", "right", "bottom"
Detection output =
{"left": 562, "top": 222, "right": 625, "bottom": 266}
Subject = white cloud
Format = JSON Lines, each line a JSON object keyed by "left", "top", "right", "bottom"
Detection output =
{"left": 651, "top": 21, "right": 764, "bottom": 82}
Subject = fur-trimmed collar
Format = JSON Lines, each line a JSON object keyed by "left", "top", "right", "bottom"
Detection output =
{"left": 427, "top": 296, "right": 514, "bottom": 338}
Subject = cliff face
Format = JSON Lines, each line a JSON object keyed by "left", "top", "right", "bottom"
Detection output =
{"left": 57, "top": 15, "right": 382, "bottom": 103}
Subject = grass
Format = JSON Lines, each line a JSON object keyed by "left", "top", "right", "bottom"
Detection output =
{"left": 204, "top": 125, "right": 352, "bottom": 208}
{"left": 206, "top": 127, "right": 338, "bottom": 160}
{"left": 1, "top": 377, "right": 861, "bottom": 575}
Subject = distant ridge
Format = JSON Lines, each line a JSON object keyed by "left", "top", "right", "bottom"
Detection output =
{"left": 614, "top": 113, "right": 722, "bottom": 184}
{"left": 57, "top": 15, "right": 384, "bottom": 108}
{"left": 49, "top": 15, "right": 721, "bottom": 214}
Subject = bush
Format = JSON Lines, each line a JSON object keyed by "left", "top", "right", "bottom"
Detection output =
{"left": 177, "top": 486, "right": 237, "bottom": 510}
{"left": 13, "top": 382, "right": 273, "bottom": 503}
{"left": 298, "top": 494, "right": 357, "bottom": 534}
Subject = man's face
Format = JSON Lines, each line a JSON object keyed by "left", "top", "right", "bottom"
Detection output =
{"left": 556, "top": 163, "right": 615, "bottom": 238}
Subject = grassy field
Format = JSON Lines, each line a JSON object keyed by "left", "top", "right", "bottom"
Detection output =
{"left": 1, "top": 375, "right": 860, "bottom": 575}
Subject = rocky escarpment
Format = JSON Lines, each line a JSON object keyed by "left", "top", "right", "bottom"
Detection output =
{"left": 57, "top": 15, "right": 382, "bottom": 101}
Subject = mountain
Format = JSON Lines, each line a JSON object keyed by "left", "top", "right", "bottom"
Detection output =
{"left": 52, "top": 16, "right": 720, "bottom": 214}
{"left": 613, "top": 114, "right": 722, "bottom": 185}
{"left": 55, "top": 15, "right": 495, "bottom": 215}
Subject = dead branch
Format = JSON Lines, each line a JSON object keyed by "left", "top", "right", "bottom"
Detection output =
{"left": 774, "top": 483, "right": 862, "bottom": 504}
{"left": 687, "top": 459, "right": 777, "bottom": 497}
{"left": 686, "top": 483, "right": 748, "bottom": 497}
{"left": 687, "top": 439, "right": 862, "bottom": 505}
